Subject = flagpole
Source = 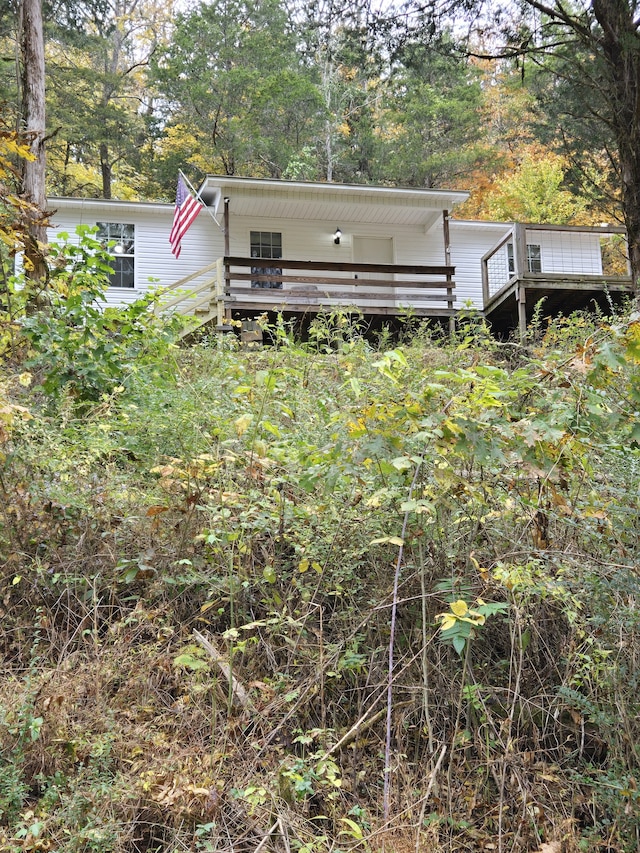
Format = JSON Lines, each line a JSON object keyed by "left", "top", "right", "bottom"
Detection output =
{"left": 179, "top": 169, "right": 223, "bottom": 231}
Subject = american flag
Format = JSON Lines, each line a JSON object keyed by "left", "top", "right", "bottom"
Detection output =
{"left": 169, "top": 176, "right": 203, "bottom": 259}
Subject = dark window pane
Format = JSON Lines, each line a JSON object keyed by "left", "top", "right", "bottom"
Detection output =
{"left": 527, "top": 244, "right": 542, "bottom": 273}
{"left": 250, "top": 231, "right": 282, "bottom": 288}
{"left": 96, "top": 222, "right": 135, "bottom": 287}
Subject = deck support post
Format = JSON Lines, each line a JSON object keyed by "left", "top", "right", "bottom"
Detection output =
{"left": 223, "top": 196, "right": 232, "bottom": 326}
{"left": 518, "top": 285, "right": 527, "bottom": 341}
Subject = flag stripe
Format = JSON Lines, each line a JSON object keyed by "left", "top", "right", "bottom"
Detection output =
{"left": 170, "top": 176, "right": 204, "bottom": 258}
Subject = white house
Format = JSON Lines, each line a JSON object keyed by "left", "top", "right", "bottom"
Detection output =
{"left": 48, "top": 176, "right": 632, "bottom": 335}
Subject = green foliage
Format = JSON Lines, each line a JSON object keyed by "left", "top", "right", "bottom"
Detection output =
{"left": 20, "top": 225, "right": 181, "bottom": 402}
{"left": 380, "top": 37, "right": 489, "bottom": 188}
{"left": 483, "top": 152, "right": 589, "bottom": 224}
{"left": 149, "top": 0, "right": 324, "bottom": 183}
{"left": 1, "top": 308, "right": 639, "bottom": 851}
{"left": 436, "top": 598, "right": 509, "bottom": 655}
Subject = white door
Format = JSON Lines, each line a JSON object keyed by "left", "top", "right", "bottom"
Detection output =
{"left": 352, "top": 236, "right": 394, "bottom": 272}
{"left": 352, "top": 236, "right": 394, "bottom": 306}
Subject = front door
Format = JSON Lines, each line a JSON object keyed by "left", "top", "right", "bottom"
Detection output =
{"left": 352, "top": 236, "right": 394, "bottom": 274}
{"left": 353, "top": 236, "right": 394, "bottom": 306}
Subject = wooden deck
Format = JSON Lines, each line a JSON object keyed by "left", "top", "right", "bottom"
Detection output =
{"left": 157, "top": 223, "right": 636, "bottom": 338}
{"left": 224, "top": 256, "right": 455, "bottom": 316}
{"left": 482, "top": 223, "right": 635, "bottom": 336}
{"left": 158, "top": 256, "right": 456, "bottom": 335}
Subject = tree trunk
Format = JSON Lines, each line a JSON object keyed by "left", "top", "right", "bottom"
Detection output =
{"left": 100, "top": 142, "right": 112, "bottom": 199}
{"left": 592, "top": 0, "right": 640, "bottom": 288}
{"left": 18, "top": 0, "right": 48, "bottom": 290}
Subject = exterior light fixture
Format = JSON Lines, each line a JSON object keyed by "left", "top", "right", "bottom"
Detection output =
{"left": 333, "top": 227, "right": 342, "bottom": 245}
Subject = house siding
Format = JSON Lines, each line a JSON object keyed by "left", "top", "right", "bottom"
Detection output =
{"left": 45, "top": 195, "right": 620, "bottom": 320}
{"left": 48, "top": 202, "right": 223, "bottom": 306}
{"left": 449, "top": 222, "right": 511, "bottom": 308}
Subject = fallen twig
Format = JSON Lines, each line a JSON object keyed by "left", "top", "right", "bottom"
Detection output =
{"left": 193, "top": 629, "right": 255, "bottom": 711}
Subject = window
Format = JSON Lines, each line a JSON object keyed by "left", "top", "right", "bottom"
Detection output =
{"left": 97, "top": 222, "right": 135, "bottom": 288}
{"left": 527, "top": 244, "right": 542, "bottom": 273}
{"left": 507, "top": 242, "right": 542, "bottom": 274}
{"left": 250, "top": 231, "right": 282, "bottom": 289}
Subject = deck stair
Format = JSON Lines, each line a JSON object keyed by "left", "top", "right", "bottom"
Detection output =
{"left": 155, "top": 259, "right": 229, "bottom": 338}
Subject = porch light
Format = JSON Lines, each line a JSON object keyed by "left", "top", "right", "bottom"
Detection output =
{"left": 333, "top": 227, "right": 342, "bottom": 245}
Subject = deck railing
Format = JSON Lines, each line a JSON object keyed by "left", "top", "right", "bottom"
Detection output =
{"left": 157, "top": 256, "right": 456, "bottom": 331}
{"left": 154, "top": 259, "right": 225, "bottom": 329}
{"left": 482, "top": 223, "right": 631, "bottom": 307}
{"left": 224, "top": 256, "right": 455, "bottom": 317}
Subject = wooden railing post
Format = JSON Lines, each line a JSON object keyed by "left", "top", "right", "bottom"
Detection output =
{"left": 481, "top": 257, "right": 489, "bottom": 307}
{"left": 215, "top": 257, "right": 225, "bottom": 327}
{"left": 514, "top": 223, "right": 527, "bottom": 280}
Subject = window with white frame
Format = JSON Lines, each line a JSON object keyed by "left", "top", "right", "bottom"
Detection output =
{"left": 507, "top": 242, "right": 542, "bottom": 274}
{"left": 250, "top": 230, "right": 282, "bottom": 289}
{"left": 97, "top": 222, "right": 135, "bottom": 288}
{"left": 526, "top": 244, "right": 542, "bottom": 273}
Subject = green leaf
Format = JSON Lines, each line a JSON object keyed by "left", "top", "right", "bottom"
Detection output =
{"left": 452, "top": 635, "right": 466, "bottom": 656}
{"left": 173, "top": 653, "right": 208, "bottom": 672}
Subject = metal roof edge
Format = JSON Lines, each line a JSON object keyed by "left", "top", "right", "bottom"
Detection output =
{"left": 198, "top": 175, "right": 469, "bottom": 206}
{"left": 48, "top": 197, "right": 174, "bottom": 212}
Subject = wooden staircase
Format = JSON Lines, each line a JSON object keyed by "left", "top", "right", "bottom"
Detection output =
{"left": 155, "top": 258, "right": 230, "bottom": 338}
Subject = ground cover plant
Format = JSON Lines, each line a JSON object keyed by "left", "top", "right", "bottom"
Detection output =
{"left": 0, "top": 294, "right": 639, "bottom": 852}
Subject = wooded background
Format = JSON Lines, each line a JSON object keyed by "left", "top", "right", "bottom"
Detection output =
{"left": 1, "top": 0, "right": 633, "bottom": 226}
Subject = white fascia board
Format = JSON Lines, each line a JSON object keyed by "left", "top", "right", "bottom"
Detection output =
{"left": 49, "top": 197, "right": 174, "bottom": 216}
{"left": 198, "top": 175, "right": 469, "bottom": 211}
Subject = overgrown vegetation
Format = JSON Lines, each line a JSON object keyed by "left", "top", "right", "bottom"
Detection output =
{"left": 1, "top": 250, "right": 639, "bottom": 851}
{"left": 1, "top": 137, "right": 640, "bottom": 848}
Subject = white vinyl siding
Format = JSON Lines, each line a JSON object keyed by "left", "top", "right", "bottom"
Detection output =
{"left": 47, "top": 202, "right": 222, "bottom": 307}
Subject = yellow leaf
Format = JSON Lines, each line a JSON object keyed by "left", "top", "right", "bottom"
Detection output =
{"left": 370, "top": 535, "right": 404, "bottom": 546}
{"left": 451, "top": 600, "right": 469, "bottom": 617}
{"left": 458, "top": 611, "right": 486, "bottom": 626}
{"left": 338, "top": 817, "right": 363, "bottom": 839}
{"left": 437, "top": 613, "right": 457, "bottom": 631}
{"left": 234, "top": 413, "right": 253, "bottom": 436}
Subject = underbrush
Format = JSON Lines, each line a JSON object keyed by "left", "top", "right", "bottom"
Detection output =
{"left": 1, "top": 309, "right": 639, "bottom": 852}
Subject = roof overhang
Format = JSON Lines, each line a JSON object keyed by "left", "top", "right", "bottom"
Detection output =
{"left": 49, "top": 197, "right": 174, "bottom": 216}
{"left": 198, "top": 176, "right": 469, "bottom": 231}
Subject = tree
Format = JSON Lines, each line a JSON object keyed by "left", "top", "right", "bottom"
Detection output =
{"left": 435, "top": 0, "right": 640, "bottom": 284}
{"left": 17, "top": 0, "right": 48, "bottom": 290}
{"left": 44, "top": 0, "right": 168, "bottom": 199}
{"left": 379, "top": 37, "right": 489, "bottom": 188}
{"left": 476, "top": 151, "right": 591, "bottom": 223}
{"left": 149, "top": 0, "right": 324, "bottom": 184}
{"left": 292, "top": 0, "right": 389, "bottom": 181}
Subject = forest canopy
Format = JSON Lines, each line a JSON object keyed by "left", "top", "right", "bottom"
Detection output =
{"left": 0, "top": 0, "right": 630, "bottom": 243}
